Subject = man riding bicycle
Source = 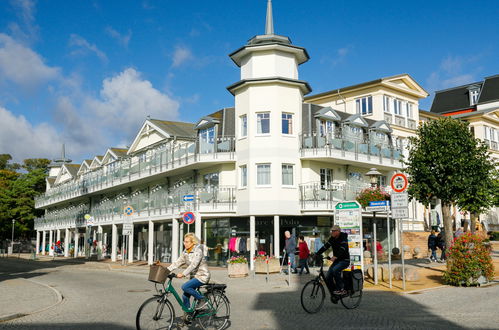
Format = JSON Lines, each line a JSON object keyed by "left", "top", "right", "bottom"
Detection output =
{"left": 315, "top": 225, "right": 350, "bottom": 296}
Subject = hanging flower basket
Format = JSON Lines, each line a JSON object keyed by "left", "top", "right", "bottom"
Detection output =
{"left": 356, "top": 187, "right": 390, "bottom": 208}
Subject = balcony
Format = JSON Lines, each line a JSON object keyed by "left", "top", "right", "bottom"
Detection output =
{"left": 34, "top": 185, "right": 236, "bottom": 231}
{"left": 300, "top": 133, "right": 403, "bottom": 168}
{"left": 35, "top": 136, "right": 236, "bottom": 208}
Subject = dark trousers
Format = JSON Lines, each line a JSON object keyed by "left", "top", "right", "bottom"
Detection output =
{"left": 326, "top": 260, "right": 350, "bottom": 291}
{"left": 298, "top": 258, "right": 309, "bottom": 274}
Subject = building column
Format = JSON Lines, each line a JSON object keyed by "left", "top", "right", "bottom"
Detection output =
{"left": 97, "top": 225, "right": 103, "bottom": 259}
{"left": 195, "top": 213, "right": 202, "bottom": 240}
{"left": 172, "top": 217, "right": 179, "bottom": 262}
{"left": 128, "top": 225, "right": 134, "bottom": 264}
{"left": 250, "top": 216, "right": 256, "bottom": 270}
{"left": 35, "top": 231, "right": 40, "bottom": 255}
{"left": 274, "top": 215, "right": 280, "bottom": 258}
{"left": 48, "top": 230, "right": 54, "bottom": 256}
{"left": 111, "top": 224, "right": 117, "bottom": 262}
{"left": 56, "top": 229, "right": 61, "bottom": 243}
{"left": 41, "top": 231, "right": 46, "bottom": 255}
{"left": 74, "top": 232, "right": 79, "bottom": 257}
{"left": 64, "top": 228, "right": 70, "bottom": 257}
{"left": 148, "top": 220, "right": 154, "bottom": 265}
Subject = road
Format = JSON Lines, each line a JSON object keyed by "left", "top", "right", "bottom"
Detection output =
{"left": 0, "top": 258, "right": 498, "bottom": 329}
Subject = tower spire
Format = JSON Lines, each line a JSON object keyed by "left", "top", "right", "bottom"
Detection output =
{"left": 265, "top": 0, "right": 274, "bottom": 35}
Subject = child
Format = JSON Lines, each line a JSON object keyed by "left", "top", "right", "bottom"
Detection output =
{"left": 297, "top": 235, "right": 310, "bottom": 275}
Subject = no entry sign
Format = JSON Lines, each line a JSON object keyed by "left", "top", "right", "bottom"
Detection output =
{"left": 390, "top": 173, "right": 408, "bottom": 193}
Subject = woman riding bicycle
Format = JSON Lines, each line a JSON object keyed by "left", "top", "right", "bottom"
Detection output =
{"left": 167, "top": 233, "right": 210, "bottom": 310}
{"left": 315, "top": 225, "right": 350, "bottom": 295}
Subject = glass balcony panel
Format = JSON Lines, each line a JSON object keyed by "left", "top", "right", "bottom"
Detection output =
{"left": 359, "top": 143, "right": 369, "bottom": 155}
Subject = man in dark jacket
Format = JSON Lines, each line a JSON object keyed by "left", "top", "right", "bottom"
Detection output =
{"left": 316, "top": 225, "right": 350, "bottom": 295}
{"left": 284, "top": 231, "right": 297, "bottom": 273}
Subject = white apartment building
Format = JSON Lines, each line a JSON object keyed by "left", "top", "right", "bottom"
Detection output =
{"left": 34, "top": 1, "right": 429, "bottom": 269}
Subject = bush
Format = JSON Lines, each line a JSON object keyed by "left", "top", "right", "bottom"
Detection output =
{"left": 489, "top": 231, "right": 499, "bottom": 241}
{"left": 443, "top": 233, "right": 494, "bottom": 286}
{"left": 227, "top": 256, "right": 247, "bottom": 264}
{"left": 356, "top": 187, "right": 390, "bottom": 208}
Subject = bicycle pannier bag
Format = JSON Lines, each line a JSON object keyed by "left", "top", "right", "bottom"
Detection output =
{"left": 342, "top": 271, "right": 353, "bottom": 291}
{"left": 351, "top": 269, "right": 363, "bottom": 292}
{"left": 148, "top": 264, "right": 169, "bottom": 283}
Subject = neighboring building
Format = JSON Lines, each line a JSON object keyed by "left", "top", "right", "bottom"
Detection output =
{"left": 420, "top": 74, "right": 499, "bottom": 231}
{"left": 34, "top": 1, "right": 429, "bottom": 268}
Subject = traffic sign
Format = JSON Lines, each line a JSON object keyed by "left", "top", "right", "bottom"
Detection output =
{"left": 182, "top": 211, "right": 196, "bottom": 225}
{"left": 123, "top": 205, "right": 134, "bottom": 216}
{"left": 123, "top": 223, "right": 133, "bottom": 235}
{"left": 391, "top": 192, "right": 409, "bottom": 208}
{"left": 391, "top": 208, "right": 409, "bottom": 219}
{"left": 390, "top": 173, "right": 408, "bottom": 193}
{"left": 366, "top": 205, "right": 388, "bottom": 212}
{"left": 183, "top": 194, "right": 195, "bottom": 202}
{"left": 369, "top": 201, "right": 390, "bottom": 207}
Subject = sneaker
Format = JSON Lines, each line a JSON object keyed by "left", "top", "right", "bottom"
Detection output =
{"left": 333, "top": 289, "right": 347, "bottom": 296}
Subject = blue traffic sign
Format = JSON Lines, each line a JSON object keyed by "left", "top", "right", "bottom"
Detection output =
{"left": 183, "top": 194, "right": 194, "bottom": 202}
{"left": 369, "top": 200, "right": 390, "bottom": 207}
{"left": 183, "top": 212, "right": 196, "bottom": 224}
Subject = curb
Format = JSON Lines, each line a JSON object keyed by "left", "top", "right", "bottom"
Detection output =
{"left": 0, "top": 278, "right": 64, "bottom": 323}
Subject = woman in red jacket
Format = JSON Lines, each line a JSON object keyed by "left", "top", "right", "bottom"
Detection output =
{"left": 297, "top": 235, "right": 310, "bottom": 275}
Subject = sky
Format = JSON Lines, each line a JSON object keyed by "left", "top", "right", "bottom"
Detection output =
{"left": 0, "top": 0, "right": 498, "bottom": 163}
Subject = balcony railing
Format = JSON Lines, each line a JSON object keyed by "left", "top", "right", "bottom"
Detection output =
{"left": 35, "top": 136, "right": 236, "bottom": 208}
{"left": 34, "top": 185, "right": 236, "bottom": 230}
{"left": 300, "top": 133, "right": 403, "bottom": 165}
{"left": 394, "top": 115, "right": 406, "bottom": 127}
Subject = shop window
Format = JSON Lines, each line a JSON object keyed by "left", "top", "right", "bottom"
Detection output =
{"left": 282, "top": 113, "right": 293, "bottom": 134}
{"left": 282, "top": 164, "right": 294, "bottom": 186}
{"left": 257, "top": 163, "right": 271, "bottom": 185}
{"left": 320, "top": 168, "right": 333, "bottom": 189}
{"left": 257, "top": 112, "right": 270, "bottom": 134}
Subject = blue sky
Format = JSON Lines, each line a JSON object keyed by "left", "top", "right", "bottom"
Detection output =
{"left": 0, "top": 0, "right": 498, "bottom": 163}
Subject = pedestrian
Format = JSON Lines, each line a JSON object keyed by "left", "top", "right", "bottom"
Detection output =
{"left": 297, "top": 235, "right": 310, "bottom": 275}
{"left": 284, "top": 231, "right": 297, "bottom": 273}
{"left": 436, "top": 232, "right": 446, "bottom": 262}
{"left": 427, "top": 230, "right": 438, "bottom": 262}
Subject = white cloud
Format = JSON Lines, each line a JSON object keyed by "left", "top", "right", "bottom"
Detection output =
{"left": 0, "top": 106, "right": 61, "bottom": 162}
{"left": 105, "top": 27, "right": 132, "bottom": 48}
{"left": 172, "top": 46, "right": 193, "bottom": 67}
{"left": 426, "top": 55, "right": 480, "bottom": 92}
{"left": 8, "top": 0, "right": 39, "bottom": 43}
{"left": 69, "top": 34, "right": 108, "bottom": 63}
{"left": 0, "top": 33, "right": 60, "bottom": 89}
{"left": 320, "top": 45, "right": 354, "bottom": 67}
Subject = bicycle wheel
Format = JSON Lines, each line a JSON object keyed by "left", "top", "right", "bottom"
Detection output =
{"left": 340, "top": 289, "right": 362, "bottom": 309}
{"left": 136, "top": 296, "right": 175, "bottom": 330}
{"left": 300, "top": 280, "right": 325, "bottom": 314}
{"left": 197, "top": 291, "right": 230, "bottom": 330}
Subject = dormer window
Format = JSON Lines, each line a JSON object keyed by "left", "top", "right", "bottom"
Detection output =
{"left": 356, "top": 96, "right": 373, "bottom": 115}
{"left": 469, "top": 89, "right": 479, "bottom": 106}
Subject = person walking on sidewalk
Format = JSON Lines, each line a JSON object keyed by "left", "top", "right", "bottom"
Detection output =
{"left": 284, "top": 231, "right": 297, "bottom": 273}
{"left": 427, "top": 230, "right": 438, "bottom": 262}
{"left": 436, "top": 231, "right": 446, "bottom": 262}
{"left": 297, "top": 235, "right": 310, "bottom": 275}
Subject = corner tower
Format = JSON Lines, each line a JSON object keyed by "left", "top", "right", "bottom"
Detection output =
{"left": 228, "top": 0, "right": 310, "bottom": 215}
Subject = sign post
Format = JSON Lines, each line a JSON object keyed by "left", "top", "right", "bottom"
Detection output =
{"left": 182, "top": 211, "right": 196, "bottom": 233}
{"left": 390, "top": 173, "right": 409, "bottom": 290}
{"left": 335, "top": 201, "right": 363, "bottom": 271}
{"left": 123, "top": 205, "right": 134, "bottom": 266}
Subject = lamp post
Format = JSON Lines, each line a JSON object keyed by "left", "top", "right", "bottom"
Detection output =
{"left": 11, "top": 220, "right": 15, "bottom": 245}
{"left": 365, "top": 168, "right": 381, "bottom": 285}
{"left": 366, "top": 168, "right": 382, "bottom": 188}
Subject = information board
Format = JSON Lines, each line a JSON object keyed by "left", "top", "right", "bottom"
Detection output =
{"left": 335, "top": 201, "right": 363, "bottom": 270}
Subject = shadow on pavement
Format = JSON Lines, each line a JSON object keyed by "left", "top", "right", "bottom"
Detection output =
{"left": 0, "top": 323, "right": 135, "bottom": 329}
{"left": 251, "top": 275, "right": 465, "bottom": 329}
{"left": 0, "top": 257, "right": 87, "bottom": 282}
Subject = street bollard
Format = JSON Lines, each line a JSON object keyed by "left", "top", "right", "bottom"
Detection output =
{"left": 266, "top": 257, "right": 269, "bottom": 283}
{"left": 288, "top": 261, "right": 291, "bottom": 286}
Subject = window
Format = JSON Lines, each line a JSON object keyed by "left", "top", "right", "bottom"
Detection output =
{"left": 393, "top": 99, "right": 402, "bottom": 115}
{"left": 257, "top": 164, "right": 271, "bottom": 185}
{"left": 351, "top": 126, "right": 362, "bottom": 135}
{"left": 406, "top": 103, "right": 413, "bottom": 118}
{"left": 203, "top": 172, "right": 219, "bottom": 187}
{"left": 470, "top": 89, "right": 479, "bottom": 106}
{"left": 240, "top": 115, "right": 247, "bottom": 137}
{"left": 257, "top": 112, "right": 270, "bottom": 134}
{"left": 320, "top": 120, "right": 334, "bottom": 136}
{"left": 377, "top": 175, "right": 387, "bottom": 188}
{"left": 383, "top": 95, "right": 391, "bottom": 113}
{"left": 356, "top": 96, "right": 373, "bottom": 115}
{"left": 282, "top": 113, "right": 293, "bottom": 134}
{"left": 320, "top": 168, "right": 333, "bottom": 189}
{"left": 282, "top": 164, "right": 294, "bottom": 185}
{"left": 199, "top": 126, "right": 215, "bottom": 144}
{"left": 240, "top": 165, "right": 247, "bottom": 187}
{"left": 484, "top": 126, "right": 490, "bottom": 140}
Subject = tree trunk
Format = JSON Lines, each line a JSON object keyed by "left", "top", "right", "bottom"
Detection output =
{"left": 442, "top": 203, "right": 453, "bottom": 257}
{"left": 470, "top": 212, "right": 477, "bottom": 234}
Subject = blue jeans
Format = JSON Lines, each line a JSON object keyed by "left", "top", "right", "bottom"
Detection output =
{"left": 181, "top": 278, "right": 204, "bottom": 309}
{"left": 326, "top": 260, "right": 350, "bottom": 291}
{"left": 430, "top": 248, "right": 437, "bottom": 260}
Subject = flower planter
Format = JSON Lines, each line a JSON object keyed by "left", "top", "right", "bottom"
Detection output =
{"left": 255, "top": 258, "right": 280, "bottom": 274}
{"left": 227, "top": 262, "right": 249, "bottom": 278}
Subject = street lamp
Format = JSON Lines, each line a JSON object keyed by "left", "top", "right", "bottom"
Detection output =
{"left": 366, "top": 168, "right": 382, "bottom": 188}
{"left": 11, "top": 220, "right": 15, "bottom": 247}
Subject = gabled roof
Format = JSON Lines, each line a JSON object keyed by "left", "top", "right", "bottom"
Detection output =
{"left": 77, "top": 160, "right": 92, "bottom": 176}
{"left": 479, "top": 74, "right": 499, "bottom": 104}
{"left": 89, "top": 156, "right": 103, "bottom": 170}
{"left": 102, "top": 148, "right": 128, "bottom": 164}
{"left": 430, "top": 82, "right": 482, "bottom": 114}
{"left": 370, "top": 120, "right": 392, "bottom": 133}
{"left": 314, "top": 107, "right": 342, "bottom": 121}
{"left": 54, "top": 163, "right": 80, "bottom": 185}
{"left": 343, "top": 114, "right": 369, "bottom": 127}
{"left": 195, "top": 116, "right": 220, "bottom": 130}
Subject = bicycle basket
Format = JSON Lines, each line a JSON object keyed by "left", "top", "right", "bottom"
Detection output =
{"left": 148, "top": 264, "right": 169, "bottom": 283}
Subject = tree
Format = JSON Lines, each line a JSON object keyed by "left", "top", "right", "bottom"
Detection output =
{"left": 403, "top": 117, "right": 495, "bottom": 254}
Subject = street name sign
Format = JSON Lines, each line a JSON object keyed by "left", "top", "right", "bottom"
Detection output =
{"left": 369, "top": 201, "right": 390, "bottom": 207}
{"left": 366, "top": 205, "right": 388, "bottom": 212}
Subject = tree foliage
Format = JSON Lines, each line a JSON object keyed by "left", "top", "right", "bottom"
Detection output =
{"left": 0, "top": 155, "right": 49, "bottom": 239}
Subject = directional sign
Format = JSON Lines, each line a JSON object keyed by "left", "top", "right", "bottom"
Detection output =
{"left": 183, "top": 194, "right": 195, "bottom": 202}
{"left": 182, "top": 211, "right": 196, "bottom": 225}
{"left": 335, "top": 202, "right": 360, "bottom": 210}
{"left": 391, "top": 192, "right": 409, "bottom": 208}
{"left": 366, "top": 205, "right": 388, "bottom": 212}
{"left": 123, "top": 205, "right": 134, "bottom": 216}
{"left": 392, "top": 208, "right": 409, "bottom": 219}
{"left": 369, "top": 200, "right": 390, "bottom": 207}
{"left": 390, "top": 173, "right": 408, "bottom": 193}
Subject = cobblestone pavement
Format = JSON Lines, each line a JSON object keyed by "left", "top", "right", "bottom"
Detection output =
{"left": 1, "top": 258, "right": 498, "bottom": 329}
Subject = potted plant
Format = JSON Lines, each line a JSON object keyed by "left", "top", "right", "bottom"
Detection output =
{"left": 254, "top": 254, "right": 280, "bottom": 274}
{"left": 356, "top": 187, "right": 390, "bottom": 209}
{"left": 227, "top": 256, "right": 249, "bottom": 278}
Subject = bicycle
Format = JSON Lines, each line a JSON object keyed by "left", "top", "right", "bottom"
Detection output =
{"left": 300, "top": 257, "right": 363, "bottom": 313}
{"left": 136, "top": 273, "right": 230, "bottom": 330}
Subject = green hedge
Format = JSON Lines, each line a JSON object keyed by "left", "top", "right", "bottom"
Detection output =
{"left": 489, "top": 231, "right": 499, "bottom": 241}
